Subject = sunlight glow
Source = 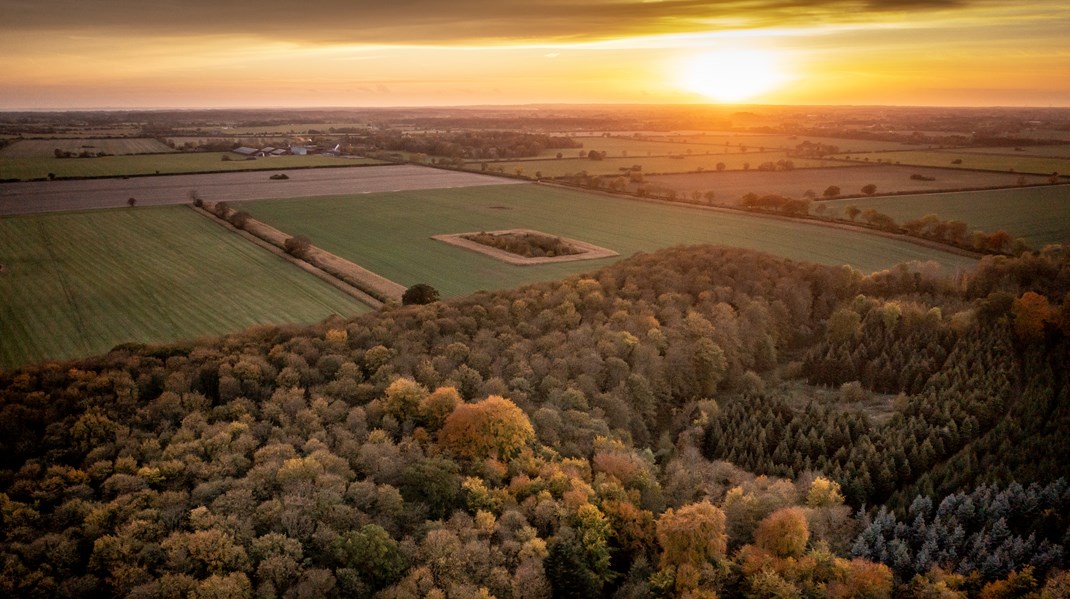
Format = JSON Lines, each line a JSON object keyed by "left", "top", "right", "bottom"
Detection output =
{"left": 676, "top": 48, "right": 790, "bottom": 103}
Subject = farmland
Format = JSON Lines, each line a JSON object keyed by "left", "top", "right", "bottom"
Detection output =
{"left": 466, "top": 152, "right": 843, "bottom": 178}
{"left": 237, "top": 183, "right": 978, "bottom": 299}
{"left": 821, "top": 185, "right": 1070, "bottom": 247}
{"left": 0, "top": 206, "right": 369, "bottom": 370}
{"left": 0, "top": 165, "right": 524, "bottom": 216}
{"left": 831, "top": 150, "right": 1070, "bottom": 175}
{"left": 631, "top": 164, "right": 1051, "bottom": 202}
{"left": 0, "top": 152, "right": 385, "bottom": 181}
{"left": 0, "top": 138, "right": 175, "bottom": 157}
{"left": 641, "top": 133, "right": 928, "bottom": 153}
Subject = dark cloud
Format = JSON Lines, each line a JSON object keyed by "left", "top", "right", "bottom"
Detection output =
{"left": 1, "top": 0, "right": 985, "bottom": 43}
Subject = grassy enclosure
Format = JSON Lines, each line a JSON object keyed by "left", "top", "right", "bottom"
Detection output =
{"left": 0, "top": 152, "right": 385, "bottom": 181}
{"left": 0, "top": 206, "right": 369, "bottom": 370}
{"left": 822, "top": 185, "right": 1070, "bottom": 247}
{"left": 237, "top": 184, "right": 977, "bottom": 299}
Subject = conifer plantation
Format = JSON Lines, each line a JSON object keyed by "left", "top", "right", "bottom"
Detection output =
{"left": 1, "top": 244, "right": 1068, "bottom": 597}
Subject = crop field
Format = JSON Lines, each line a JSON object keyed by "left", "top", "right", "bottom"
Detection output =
{"left": 633, "top": 164, "right": 1051, "bottom": 202}
{"left": 0, "top": 138, "right": 175, "bottom": 158}
{"left": 237, "top": 183, "right": 977, "bottom": 299}
{"left": 466, "top": 152, "right": 843, "bottom": 178}
{"left": 821, "top": 185, "right": 1070, "bottom": 247}
{"left": 0, "top": 206, "right": 369, "bottom": 370}
{"left": 831, "top": 150, "right": 1070, "bottom": 175}
{"left": 0, "top": 152, "right": 385, "bottom": 181}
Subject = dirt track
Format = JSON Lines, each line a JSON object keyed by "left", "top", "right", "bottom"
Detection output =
{"left": 0, "top": 164, "right": 524, "bottom": 216}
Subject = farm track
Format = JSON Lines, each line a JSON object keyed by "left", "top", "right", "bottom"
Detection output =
{"left": 0, "top": 164, "right": 524, "bottom": 216}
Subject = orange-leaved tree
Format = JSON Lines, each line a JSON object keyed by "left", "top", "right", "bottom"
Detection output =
{"left": 439, "top": 395, "right": 534, "bottom": 461}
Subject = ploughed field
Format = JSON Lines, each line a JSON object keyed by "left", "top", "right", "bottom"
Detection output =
{"left": 0, "top": 164, "right": 522, "bottom": 216}
{"left": 237, "top": 183, "right": 978, "bottom": 299}
{"left": 0, "top": 206, "right": 369, "bottom": 370}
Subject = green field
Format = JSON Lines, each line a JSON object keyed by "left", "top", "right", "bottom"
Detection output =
{"left": 237, "top": 184, "right": 978, "bottom": 299}
{"left": 833, "top": 150, "right": 1070, "bottom": 175}
{"left": 466, "top": 152, "right": 843, "bottom": 178}
{"left": 960, "top": 145, "right": 1070, "bottom": 158}
{"left": 0, "top": 138, "right": 175, "bottom": 158}
{"left": 0, "top": 152, "right": 386, "bottom": 180}
{"left": 0, "top": 207, "right": 369, "bottom": 370}
{"left": 635, "top": 164, "right": 1051, "bottom": 202}
{"left": 822, "top": 185, "right": 1070, "bottom": 247}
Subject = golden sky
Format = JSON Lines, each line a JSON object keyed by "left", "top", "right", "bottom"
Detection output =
{"left": 1, "top": 0, "right": 1068, "bottom": 109}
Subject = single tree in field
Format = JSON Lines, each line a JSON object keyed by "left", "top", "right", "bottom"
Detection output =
{"left": 823, "top": 185, "right": 841, "bottom": 198}
{"left": 845, "top": 205, "right": 861, "bottom": 221}
{"left": 402, "top": 283, "right": 440, "bottom": 305}
{"left": 861, "top": 183, "right": 877, "bottom": 195}
{"left": 716, "top": 162, "right": 726, "bottom": 172}
{"left": 127, "top": 197, "right": 137, "bottom": 207}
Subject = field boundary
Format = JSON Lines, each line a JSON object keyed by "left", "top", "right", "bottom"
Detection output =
{"left": 432, "top": 228, "right": 619, "bottom": 265}
{"left": 191, "top": 203, "right": 397, "bottom": 308}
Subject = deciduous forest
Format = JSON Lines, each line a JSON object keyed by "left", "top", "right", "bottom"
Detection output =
{"left": 1, "top": 245, "right": 1068, "bottom": 598}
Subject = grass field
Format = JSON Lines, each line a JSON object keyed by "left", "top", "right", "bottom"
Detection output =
{"left": 237, "top": 184, "right": 978, "bottom": 299}
{"left": 821, "top": 185, "right": 1070, "bottom": 247}
{"left": 0, "top": 206, "right": 369, "bottom": 370}
{"left": 465, "top": 152, "right": 843, "bottom": 178}
{"left": 832, "top": 150, "right": 1070, "bottom": 175}
{"left": 0, "top": 153, "right": 386, "bottom": 181}
{"left": 633, "top": 165, "right": 1051, "bottom": 202}
{"left": 0, "top": 138, "right": 175, "bottom": 158}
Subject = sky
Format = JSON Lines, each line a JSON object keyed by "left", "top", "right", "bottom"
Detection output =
{"left": 1, "top": 0, "right": 1068, "bottom": 109}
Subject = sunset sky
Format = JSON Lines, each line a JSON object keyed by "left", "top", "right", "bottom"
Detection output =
{"left": 2, "top": 0, "right": 1068, "bottom": 109}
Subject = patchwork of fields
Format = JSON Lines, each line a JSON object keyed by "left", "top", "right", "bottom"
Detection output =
{"left": 822, "top": 185, "right": 1070, "bottom": 247}
{"left": 237, "top": 183, "right": 978, "bottom": 299}
{"left": 0, "top": 207, "right": 369, "bottom": 370}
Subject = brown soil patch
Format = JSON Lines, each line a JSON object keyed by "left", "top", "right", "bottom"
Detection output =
{"left": 433, "top": 228, "right": 618, "bottom": 265}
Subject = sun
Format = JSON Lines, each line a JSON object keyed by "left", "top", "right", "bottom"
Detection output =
{"left": 677, "top": 48, "right": 789, "bottom": 103}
